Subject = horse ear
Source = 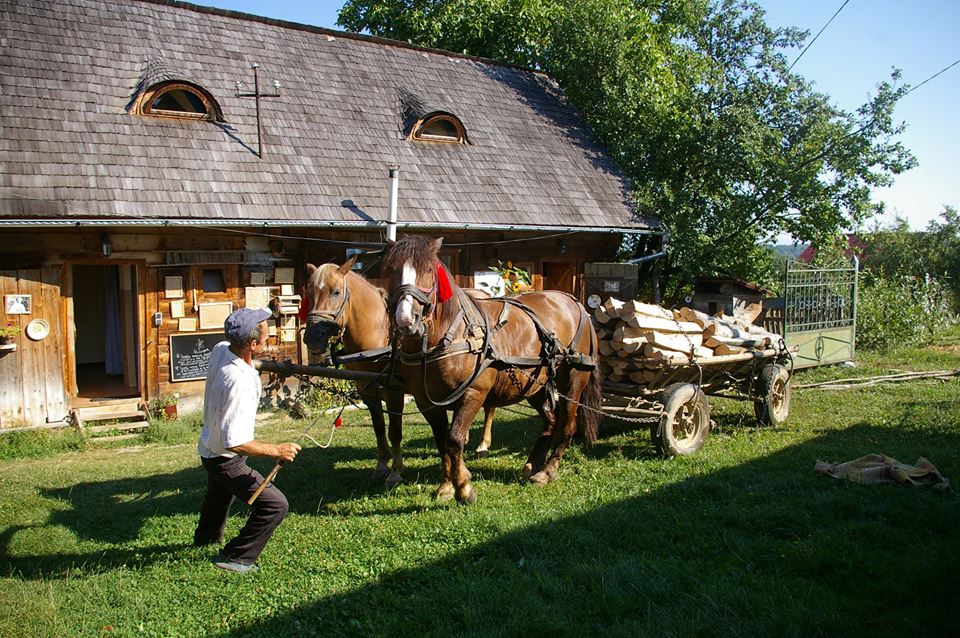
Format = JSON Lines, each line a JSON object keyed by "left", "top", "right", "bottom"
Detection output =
{"left": 385, "top": 238, "right": 396, "bottom": 247}
{"left": 306, "top": 263, "right": 318, "bottom": 274}
{"left": 430, "top": 237, "right": 444, "bottom": 253}
{"left": 339, "top": 255, "right": 357, "bottom": 274}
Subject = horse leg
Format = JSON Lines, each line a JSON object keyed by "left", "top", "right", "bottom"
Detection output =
{"left": 535, "top": 371, "right": 590, "bottom": 484}
{"left": 421, "top": 405, "right": 454, "bottom": 502}
{"left": 474, "top": 406, "right": 496, "bottom": 458}
{"left": 385, "top": 390, "right": 405, "bottom": 485}
{"left": 522, "top": 396, "right": 556, "bottom": 485}
{"left": 447, "top": 389, "right": 487, "bottom": 504}
{"left": 366, "top": 392, "right": 391, "bottom": 480}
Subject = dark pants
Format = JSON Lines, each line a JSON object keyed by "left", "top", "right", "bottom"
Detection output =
{"left": 194, "top": 455, "right": 289, "bottom": 565}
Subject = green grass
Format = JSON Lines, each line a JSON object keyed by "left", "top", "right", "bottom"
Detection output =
{"left": 1, "top": 335, "right": 958, "bottom": 637}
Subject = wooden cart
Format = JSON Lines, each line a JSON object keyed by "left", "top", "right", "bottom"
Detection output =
{"left": 601, "top": 345, "right": 795, "bottom": 456}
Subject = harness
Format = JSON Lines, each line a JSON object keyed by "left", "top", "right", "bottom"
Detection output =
{"left": 390, "top": 285, "right": 598, "bottom": 409}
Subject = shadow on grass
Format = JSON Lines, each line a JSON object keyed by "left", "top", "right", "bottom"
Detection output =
{"left": 213, "top": 420, "right": 959, "bottom": 636}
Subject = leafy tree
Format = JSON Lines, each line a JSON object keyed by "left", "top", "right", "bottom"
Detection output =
{"left": 339, "top": 0, "right": 916, "bottom": 291}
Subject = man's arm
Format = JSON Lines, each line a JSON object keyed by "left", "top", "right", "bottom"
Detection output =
{"left": 228, "top": 440, "right": 300, "bottom": 462}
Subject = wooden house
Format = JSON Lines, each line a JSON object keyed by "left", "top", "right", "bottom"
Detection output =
{"left": 0, "top": 0, "right": 660, "bottom": 427}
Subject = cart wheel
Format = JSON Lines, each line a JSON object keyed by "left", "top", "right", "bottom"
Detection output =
{"left": 753, "top": 364, "right": 791, "bottom": 426}
{"left": 653, "top": 383, "right": 710, "bottom": 457}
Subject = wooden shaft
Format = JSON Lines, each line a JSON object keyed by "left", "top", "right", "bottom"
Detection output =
{"left": 254, "top": 359, "right": 384, "bottom": 381}
{"left": 247, "top": 462, "right": 282, "bottom": 505}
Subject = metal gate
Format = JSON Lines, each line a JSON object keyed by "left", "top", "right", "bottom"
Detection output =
{"left": 781, "top": 258, "right": 858, "bottom": 369}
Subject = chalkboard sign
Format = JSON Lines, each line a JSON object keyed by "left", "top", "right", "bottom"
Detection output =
{"left": 169, "top": 332, "right": 227, "bottom": 382}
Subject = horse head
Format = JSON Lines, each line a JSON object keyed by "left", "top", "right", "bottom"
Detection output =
{"left": 382, "top": 236, "right": 445, "bottom": 338}
{"left": 301, "top": 256, "right": 356, "bottom": 355}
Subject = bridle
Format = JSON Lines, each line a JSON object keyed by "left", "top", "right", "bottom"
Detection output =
{"left": 303, "top": 274, "right": 351, "bottom": 355}
{"left": 388, "top": 268, "right": 438, "bottom": 337}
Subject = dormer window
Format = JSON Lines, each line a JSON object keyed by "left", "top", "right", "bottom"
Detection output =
{"left": 136, "top": 81, "right": 222, "bottom": 121}
{"left": 410, "top": 113, "right": 467, "bottom": 144}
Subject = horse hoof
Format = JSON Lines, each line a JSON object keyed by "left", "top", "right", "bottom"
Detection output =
{"left": 457, "top": 485, "right": 478, "bottom": 504}
{"left": 475, "top": 449, "right": 489, "bottom": 459}
{"left": 520, "top": 463, "right": 534, "bottom": 481}
{"left": 434, "top": 484, "right": 455, "bottom": 503}
{"left": 528, "top": 471, "right": 550, "bottom": 486}
{"left": 385, "top": 472, "right": 404, "bottom": 486}
{"left": 371, "top": 467, "right": 390, "bottom": 480}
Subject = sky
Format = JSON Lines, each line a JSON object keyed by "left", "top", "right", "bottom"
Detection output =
{"left": 195, "top": 0, "right": 959, "bottom": 232}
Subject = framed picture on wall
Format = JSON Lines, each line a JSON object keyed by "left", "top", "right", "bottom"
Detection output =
{"left": 4, "top": 294, "right": 31, "bottom": 315}
{"left": 164, "top": 276, "right": 184, "bottom": 299}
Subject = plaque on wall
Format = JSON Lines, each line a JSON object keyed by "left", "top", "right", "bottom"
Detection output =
{"left": 164, "top": 276, "right": 184, "bottom": 299}
{"left": 169, "top": 300, "right": 185, "bottom": 319}
{"left": 169, "top": 332, "right": 226, "bottom": 382}
{"left": 198, "top": 301, "right": 233, "bottom": 330}
{"left": 245, "top": 286, "right": 271, "bottom": 310}
{"left": 250, "top": 272, "right": 267, "bottom": 286}
{"left": 178, "top": 317, "right": 197, "bottom": 332}
{"left": 274, "top": 267, "right": 294, "bottom": 284}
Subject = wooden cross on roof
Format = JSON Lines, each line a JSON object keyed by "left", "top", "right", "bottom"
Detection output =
{"left": 235, "top": 63, "right": 281, "bottom": 159}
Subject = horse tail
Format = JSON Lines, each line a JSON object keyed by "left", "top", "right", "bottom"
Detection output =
{"left": 577, "top": 362, "right": 603, "bottom": 446}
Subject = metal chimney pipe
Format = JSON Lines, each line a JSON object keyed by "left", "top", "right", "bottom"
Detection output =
{"left": 387, "top": 164, "right": 400, "bottom": 241}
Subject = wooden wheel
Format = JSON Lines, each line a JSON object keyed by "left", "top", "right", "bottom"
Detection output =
{"left": 753, "top": 364, "right": 791, "bottom": 426}
{"left": 653, "top": 383, "right": 710, "bottom": 457}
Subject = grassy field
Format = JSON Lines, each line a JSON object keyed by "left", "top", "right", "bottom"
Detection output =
{"left": 1, "top": 328, "right": 958, "bottom": 637}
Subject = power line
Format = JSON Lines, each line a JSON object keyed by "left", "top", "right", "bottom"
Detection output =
{"left": 788, "top": 0, "right": 851, "bottom": 71}
{"left": 903, "top": 56, "right": 960, "bottom": 97}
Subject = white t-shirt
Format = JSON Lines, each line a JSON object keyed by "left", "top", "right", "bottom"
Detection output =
{"left": 198, "top": 341, "right": 263, "bottom": 459}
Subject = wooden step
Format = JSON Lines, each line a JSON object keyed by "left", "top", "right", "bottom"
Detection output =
{"left": 88, "top": 420, "right": 150, "bottom": 434}
{"left": 75, "top": 402, "right": 144, "bottom": 421}
{"left": 90, "top": 433, "right": 143, "bottom": 443}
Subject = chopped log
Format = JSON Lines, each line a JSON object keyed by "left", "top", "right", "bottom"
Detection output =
{"left": 593, "top": 306, "right": 611, "bottom": 324}
{"left": 622, "top": 299, "right": 674, "bottom": 320}
{"left": 711, "top": 343, "right": 747, "bottom": 356}
{"left": 602, "top": 297, "right": 626, "bottom": 319}
{"left": 640, "top": 345, "right": 693, "bottom": 365}
{"left": 644, "top": 330, "right": 704, "bottom": 352}
{"left": 676, "top": 306, "right": 714, "bottom": 327}
{"left": 621, "top": 315, "right": 702, "bottom": 333}
{"left": 702, "top": 320, "right": 752, "bottom": 340}
{"left": 598, "top": 340, "right": 615, "bottom": 356}
{"left": 735, "top": 302, "right": 764, "bottom": 324}
{"left": 704, "top": 335, "right": 772, "bottom": 349}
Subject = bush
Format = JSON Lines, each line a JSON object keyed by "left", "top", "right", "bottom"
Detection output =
{"left": 857, "top": 271, "right": 954, "bottom": 351}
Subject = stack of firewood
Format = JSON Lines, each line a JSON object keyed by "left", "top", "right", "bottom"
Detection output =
{"left": 594, "top": 298, "right": 782, "bottom": 384}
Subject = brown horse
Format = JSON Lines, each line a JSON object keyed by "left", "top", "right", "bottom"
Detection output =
{"left": 383, "top": 235, "right": 603, "bottom": 503}
{"left": 301, "top": 257, "right": 498, "bottom": 484}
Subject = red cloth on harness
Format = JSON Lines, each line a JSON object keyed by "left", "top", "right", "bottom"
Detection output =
{"left": 436, "top": 261, "right": 453, "bottom": 304}
{"left": 298, "top": 295, "right": 309, "bottom": 322}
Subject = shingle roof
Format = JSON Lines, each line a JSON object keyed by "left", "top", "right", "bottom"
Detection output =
{"left": 0, "top": 0, "right": 656, "bottom": 231}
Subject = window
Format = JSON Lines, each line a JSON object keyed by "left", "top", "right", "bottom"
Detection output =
{"left": 202, "top": 269, "right": 226, "bottom": 293}
{"left": 136, "top": 82, "right": 222, "bottom": 121}
{"left": 410, "top": 113, "right": 467, "bottom": 144}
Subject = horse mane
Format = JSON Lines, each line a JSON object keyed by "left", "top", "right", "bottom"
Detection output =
{"left": 382, "top": 235, "right": 437, "bottom": 274}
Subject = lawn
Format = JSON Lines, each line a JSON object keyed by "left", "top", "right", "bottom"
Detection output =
{"left": 1, "top": 328, "right": 958, "bottom": 637}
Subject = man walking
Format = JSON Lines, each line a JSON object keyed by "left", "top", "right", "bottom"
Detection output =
{"left": 194, "top": 307, "right": 301, "bottom": 573}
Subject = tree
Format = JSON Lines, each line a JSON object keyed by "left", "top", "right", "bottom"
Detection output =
{"left": 339, "top": 0, "right": 916, "bottom": 290}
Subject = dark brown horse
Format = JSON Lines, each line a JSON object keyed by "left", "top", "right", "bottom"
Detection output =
{"left": 301, "top": 257, "right": 499, "bottom": 484}
{"left": 383, "top": 236, "right": 602, "bottom": 503}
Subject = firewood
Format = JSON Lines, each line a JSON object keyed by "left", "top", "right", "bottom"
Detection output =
{"left": 735, "top": 302, "right": 763, "bottom": 324}
{"left": 644, "top": 330, "right": 704, "bottom": 352}
{"left": 593, "top": 306, "right": 611, "bottom": 324}
{"left": 622, "top": 299, "right": 675, "bottom": 320}
{"left": 621, "top": 315, "right": 702, "bottom": 333}
{"left": 602, "top": 297, "right": 626, "bottom": 319}
{"left": 711, "top": 343, "right": 747, "bottom": 355}
{"left": 598, "top": 340, "right": 615, "bottom": 356}
{"left": 704, "top": 335, "right": 771, "bottom": 349}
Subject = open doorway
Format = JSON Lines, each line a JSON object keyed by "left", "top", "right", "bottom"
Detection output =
{"left": 72, "top": 264, "right": 140, "bottom": 400}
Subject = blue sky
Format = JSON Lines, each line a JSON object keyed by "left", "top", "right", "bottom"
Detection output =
{"left": 196, "top": 0, "right": 958, "bottom": 232}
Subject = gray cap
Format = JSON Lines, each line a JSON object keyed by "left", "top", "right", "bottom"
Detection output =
{"left": 224, "top": 307, "right": 272, "bottom": 342}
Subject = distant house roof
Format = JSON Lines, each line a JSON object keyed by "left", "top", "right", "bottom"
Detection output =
{"left": 0, "top": 0, "right": 657, "bottom": 234}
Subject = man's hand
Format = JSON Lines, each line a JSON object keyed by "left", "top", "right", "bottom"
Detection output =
{"left": 274, "top": 442, "right": 301, "bottom": 463}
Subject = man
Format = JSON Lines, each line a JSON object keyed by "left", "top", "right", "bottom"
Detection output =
{"left": 194, "top": 307, "right": 301, "bottom": 573}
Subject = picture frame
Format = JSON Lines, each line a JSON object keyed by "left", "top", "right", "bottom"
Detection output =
{"left": 198, "top": 301, "right": 233, "bottom": 330}
{"left": 169, "top": 300, "right": 185, "bottom": 319}
{"left": 249, "top": 272, "right": 267, "bottom": 286}
{"left": 274, "top": 267, "right": 294, "bottom": 284}
{"left": 4, "top": 294, "right": 31, "bottom": 315}
{"left": 164, "top": 276, "right": 184, "bottom": 299}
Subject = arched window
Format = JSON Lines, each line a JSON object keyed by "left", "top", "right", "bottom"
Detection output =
{"left": 136, "top": 82, "right": 222, "bottom": 121}
{"left": 410, "top": 113, "right": 467, "bottom": 144}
